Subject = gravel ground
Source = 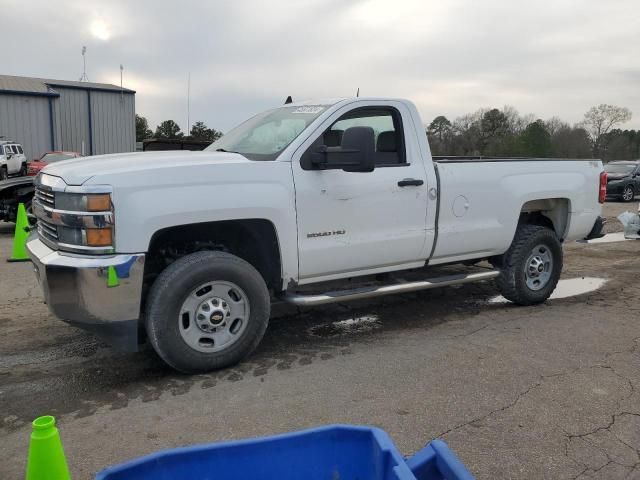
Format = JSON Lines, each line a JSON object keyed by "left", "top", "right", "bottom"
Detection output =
{"left": 0, "top": 202, "right": 639, "bottom": 479}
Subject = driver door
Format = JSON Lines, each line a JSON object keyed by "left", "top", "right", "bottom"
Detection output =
{"left": 291, "top": 102, "right": 429, "bottom": 282}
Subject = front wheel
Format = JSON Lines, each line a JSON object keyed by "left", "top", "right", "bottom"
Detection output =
{"left": 622, "top": 185, "right": 635, "bottom": 202}
{"left": 495, "top": 224, "right": 562, "bottom": 305}
{"left": 145, "top": 251, "right": 270, "bottom": 373}
{"left": 0, "top": 167, "right": 7, "bottom": 181}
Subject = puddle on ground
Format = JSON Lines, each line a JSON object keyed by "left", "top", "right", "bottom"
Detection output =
{"left": 579, "top": 232, "right": 630, "bottom": 244}
{"left": 488, "top": 277, "right": 608, "bottom": 304}
{"left": 308, "top": 315, "right": 381, "bottom": 337}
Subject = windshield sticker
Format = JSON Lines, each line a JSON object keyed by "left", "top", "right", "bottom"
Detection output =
{"left": 291, "top": 106, "right": 325, "bottom": 114}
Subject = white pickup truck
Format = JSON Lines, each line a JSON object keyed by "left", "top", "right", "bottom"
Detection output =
{"left": 26, "top": 97, "right": 606, "bottom": 372}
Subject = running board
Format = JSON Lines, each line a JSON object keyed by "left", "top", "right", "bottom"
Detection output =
{"left": 283, "top": 270, "right": 500, "bottom": 307}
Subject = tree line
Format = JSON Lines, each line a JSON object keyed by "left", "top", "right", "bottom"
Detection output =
{"left": 136, "top": 104, "right": 638, "bottom": 161}
{"left": 427, "top": 104, "right": 637, "bottom": 161}
{"left": 136, "top": 115, "right": 222, "bottom": 143}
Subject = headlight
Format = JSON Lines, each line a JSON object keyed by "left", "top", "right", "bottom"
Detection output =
{"left": 55, "top": 192, "right": 112, "bottom": 212}
{"left": 33, "top": 181, "right": 115, "bottom": 254}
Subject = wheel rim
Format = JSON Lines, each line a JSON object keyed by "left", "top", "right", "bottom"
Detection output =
{"left": 623, "top": 187, "right": 633, "bottom": 201}
{"left": 178, "top": 281, "right": 250, "bottom": 353}
{"left": 524, "top": 244, "right": 553, "bottom": 291}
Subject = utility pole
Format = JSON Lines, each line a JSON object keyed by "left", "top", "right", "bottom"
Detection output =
{"left": 187, "top": 72, "right": 191, "bottom": 135}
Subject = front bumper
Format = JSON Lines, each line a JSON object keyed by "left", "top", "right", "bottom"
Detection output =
{"left": 26, "top": 234, "right": 145, "bottom": 351}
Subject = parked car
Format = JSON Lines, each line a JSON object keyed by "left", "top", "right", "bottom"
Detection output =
{"left": 0, "top": 140, "right": 27, "bottom": 179}
{"left": 27, "top": 97, "right": 605, "bottom": 373}
{"left": 28, "top": 151, "right": 81, "bottom": 176}
{"left": 604, "top": 160, "right": 640, "bottom": 202}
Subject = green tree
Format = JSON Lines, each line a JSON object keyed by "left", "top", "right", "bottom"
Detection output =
{"left": 426, "top": 116, "right": 453, "bottom": 155}
{"left": 190, "top": 121, "right": 223, "bottom": 142}
{"left": 480, "top": 108, "right": 510, "bottom": 155}
{"left": 135, "top": 114, "right": 153, "bottom": 142}
{"left": 154, "top": 120, "right": 183, "bottom": 139}
{"left": 550, "top": 127, "right": 592, "bottom": 158}
{"left": 519, "top": 119, "right": 551, "bottom": 157}
{"left": 427, "top": 116, "right": 452, "bottom": 142}
{"left": 601, "top": 129, "right": 640, "bottom": 161}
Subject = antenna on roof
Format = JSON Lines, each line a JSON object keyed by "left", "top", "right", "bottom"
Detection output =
{"left": 356, "top": 88, "right": 359, "bottom": 97}
{"left": 120, "top": 64, "right": 124, "bottom": 104}
{"left": 284, "top": 96, "right": 293, "bottom": 104}
{"left": 79, "top": 46, "right": 89, "bottom": 82}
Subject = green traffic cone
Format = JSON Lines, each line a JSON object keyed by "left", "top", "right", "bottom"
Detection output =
{"left": 25, "top": 416, "right": 72, "bottom": 480}
{"left": 8, "top": 202, "right": 30, "bottom": 262}
{"left": 107, "top": 265, "right": 119, "bottom": 288}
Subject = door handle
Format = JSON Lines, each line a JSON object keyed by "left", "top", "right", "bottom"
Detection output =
{"left": 397, "top": 178, "right": 424, "bottom": 187}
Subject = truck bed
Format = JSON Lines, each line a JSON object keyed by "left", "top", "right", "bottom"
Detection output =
{"left": 429, "top": 157, "right": 602, "bottom": 265}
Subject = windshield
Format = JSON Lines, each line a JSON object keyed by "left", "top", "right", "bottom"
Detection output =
{"left": 41, "top": 153, "right": 76, "bottom": 163}
{"left": 605, "top": 164, "right": 636, "bottom": 175}
{"left": 206, "top": 105, "right": 329, "bottom": 161}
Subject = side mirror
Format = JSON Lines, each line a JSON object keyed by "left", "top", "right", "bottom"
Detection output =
{"left": 310, "top": 126, "right": 376, "bottom": 173}
{"left": 311, "top": 146, "right": 374, "bottom": 172}
{"left": 6, "top": 153, "right": 12, "bottom": 159}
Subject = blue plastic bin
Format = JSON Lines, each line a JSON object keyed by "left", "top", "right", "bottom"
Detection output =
{"left": 96, "top": 425, "right": 473, "bottom": 480}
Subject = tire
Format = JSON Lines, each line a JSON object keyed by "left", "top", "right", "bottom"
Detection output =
{"left": 495, "top": 224, "right": 562, "bottom": 306}
{"left": 145, "top": 251, "right": 270, "bottom": 373}
{"left": 622, "top": 185, "right": 635, "bottom": 202}
{"left": 0, "top": 167, "right": 7, "bottom": 181}
{"left": 19, "top": 163, "right": 27, "bottom": 177}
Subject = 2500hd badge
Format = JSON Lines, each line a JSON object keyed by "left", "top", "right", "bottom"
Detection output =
{"left": 307, "top": 230, "right": 346, "bottom": 238}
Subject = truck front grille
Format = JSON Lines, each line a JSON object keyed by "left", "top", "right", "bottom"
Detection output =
{"left": 34, "top": 186, "right": 55, "bottom": 208}
{"left": 33, "top": 186, "right": 59, "bottom": 248}
{"left": 37, "top": 218, "right": 59, "bottom": 242}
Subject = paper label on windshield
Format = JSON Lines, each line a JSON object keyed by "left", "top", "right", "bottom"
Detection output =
{"left": 291, "top": 106, "right": 325, "bottom": 114}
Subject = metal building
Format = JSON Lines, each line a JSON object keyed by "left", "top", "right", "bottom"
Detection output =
{"left": 0, "top": 75, "right": 135, "bottom": 160}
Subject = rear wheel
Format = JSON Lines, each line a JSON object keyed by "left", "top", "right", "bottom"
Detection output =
{"left": 19, "top": 163, "right": 27, "bottom": 176}
{"left": 495, "top": 224, "right": 562, "bottom": 305}
{"left": 145, "top": 251, "right": 270, "bottom": 373}
{"left": 622, "top": 185, "right": 635, "bottom": 202}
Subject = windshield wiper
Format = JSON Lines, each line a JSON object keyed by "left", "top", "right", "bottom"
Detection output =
{"left": 215, "top": 148, "right": 239, "bottom": 154}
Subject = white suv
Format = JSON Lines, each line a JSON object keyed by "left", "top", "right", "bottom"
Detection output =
{"left": 0, "top": 140, "right": 27, "bottom": 179}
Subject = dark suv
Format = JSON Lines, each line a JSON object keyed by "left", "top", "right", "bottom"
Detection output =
{"left": 605, "top": 160, "right": 640, "bottom": 202}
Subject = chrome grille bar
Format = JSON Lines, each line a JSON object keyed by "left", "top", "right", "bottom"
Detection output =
{"left": 38, "top": 220, "right": 58, "bottom": 238}
{"left": 34, "top": 187, "right": 55, "bottom": 208}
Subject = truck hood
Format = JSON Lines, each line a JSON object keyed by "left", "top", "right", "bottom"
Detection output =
{"left": 41, "top": 151, "right": 252, "bottom": 185}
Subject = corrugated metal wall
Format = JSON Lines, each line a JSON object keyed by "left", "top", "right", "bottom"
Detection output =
{"left": 0, "top": 94, "right": 59, "bottom": 160}
{"left": 90, "top": 90, "right": 136, "bottom": 155}
{"left": 56, "top": 87, "right": 91, "bottom": 155}
{"left": 0, "top": 87, "right": 135, "bottom": 161}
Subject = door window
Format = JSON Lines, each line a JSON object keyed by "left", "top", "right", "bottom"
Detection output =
{"left": 302, "top": 107, "right": 406, "bottom": 169}
{"left": 16, "top": 145, "right": 23, "bottom": 154}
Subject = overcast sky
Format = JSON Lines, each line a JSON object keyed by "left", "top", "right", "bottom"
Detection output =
{"left": 3, "top": 0, "right": 639, "bottom": 132}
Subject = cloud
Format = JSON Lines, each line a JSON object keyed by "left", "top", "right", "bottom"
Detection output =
{"left": 1, "top": 0, "right": 638, "bottom": 131}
